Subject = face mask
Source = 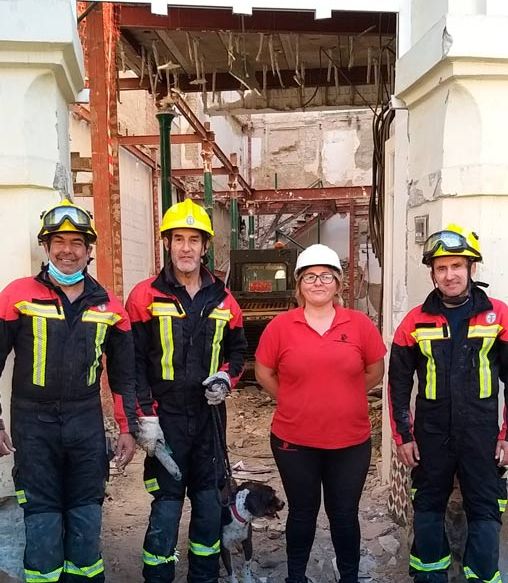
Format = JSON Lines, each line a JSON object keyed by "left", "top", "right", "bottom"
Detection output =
{"left": 47, "top": 260, "right": 85, "bottom": 286}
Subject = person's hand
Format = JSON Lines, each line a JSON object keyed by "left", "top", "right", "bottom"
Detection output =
{"left": 495, "top": 440, "right": 508, "bottom": 467}
{"left": 114, "top": 433, "right": 136, "bottom": 470}
{"left": 397, "top": 441, "right": 420, "bottom": 468}
{"left": 0, "top": 429, "right": 15, "bottom": 457}
{"left": 202, "top": 371, "right": 231, "bottom": 406}
{"left": 136, "top": 416, "right": 164, "bottom": 456}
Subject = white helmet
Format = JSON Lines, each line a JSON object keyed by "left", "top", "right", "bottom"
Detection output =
{"left": 295, "top": 244, "right": 343, "bottom": 276}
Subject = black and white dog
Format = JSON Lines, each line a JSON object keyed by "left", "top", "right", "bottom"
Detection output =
{"left": 220, "top": 481, "right": 285, "bottom": 583}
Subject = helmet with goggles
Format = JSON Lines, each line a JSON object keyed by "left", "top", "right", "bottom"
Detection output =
{"left": 38, "top": 199, "right": 97, "bottom": 244}
{"left": 422, "top": 224, "right": 481, "bottom": 266}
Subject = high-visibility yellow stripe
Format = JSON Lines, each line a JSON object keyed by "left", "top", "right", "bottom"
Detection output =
{"left": 208, "top": 308, "right": 232, "bottom": 321}
{"left": 189, "top": 539, "right": 220, "bottom": 556}
{"left": 63, "top": 558, "right": 104, "bottom": 577}
{"left": 467, "top": 325, "right": 502, "bottom": 339}
{"left": 143, "top": 549, "right": 179, "bottom": 565}
{"left": 410, "top": 554, "right": 451, "bottom": 572}
{"left": 418, "top": 339, "right": 437, "bottom": 399}
{"left": 410, "top": 488, "right": 417, "bottom": 501}
{"left": 82, "top": 310, "right": 122, "bottom": 326}
{"left": 498, "top": 498, "right": 507, "bottom": 512}
{"left": 32, "top": 316, "right": 47, "bottom": 387}
{"left": 209, "top": 319, "right": 227, "bottom": 376}
{"left": 411, "top": 328, "right": 446, "bottom": 342}
{"left": 16, "top": 301, "right": 65, "bottom": 320}
{"left": 149, "top": 302, "right": 186, "bottom": 318}
{"left": 160, "top": 316, "right": 175, "bottom": 380}
{"left": 16, "top": 489, "right": 27, "bottom": 504}
{"left": 478, "top": 336, "right": 496, "bottom": 398}
{"left": 25, "top": 566, "right": 63, "bottom": 582}
{"left": 88, "top": 323, "right": 107, "bottom": 385}
{"left": 464, "top": 566, "right": 502, "bottom": 583}
{"left": 144, "top": 478, "right": 160, "bottom": 493}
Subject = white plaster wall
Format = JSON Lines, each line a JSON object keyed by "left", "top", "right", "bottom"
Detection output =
{"left": 120, "top": 148, "right": 156, "bottom": 296}
{"left": 294, "top": 214, "right": 349, "bottom": 261}
{"left": 250, "top": 109, "right": 373, "bottom": 189}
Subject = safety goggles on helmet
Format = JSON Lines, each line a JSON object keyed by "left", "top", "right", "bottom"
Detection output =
{"left": 422, "top": 230, "right": 481, "bottom": 264}
{"left": 41, "top": 205, "right": 94, "bottom": 232}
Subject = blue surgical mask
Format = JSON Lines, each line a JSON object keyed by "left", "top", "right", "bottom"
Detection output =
{"left": 47, "top": 260, "right": 85, "bottom": 286}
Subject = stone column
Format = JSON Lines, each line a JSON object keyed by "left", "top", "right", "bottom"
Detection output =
{"left": 0, "top": 1, "right": 84, "bottom": 579}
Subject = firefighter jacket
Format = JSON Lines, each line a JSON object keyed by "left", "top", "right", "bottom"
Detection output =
{"left": 0, "top": 269, "right": 137, "bottom": 434}
{"left": 389, "top": 285, "right": 508, "bottom": 445}
{"left": 125, "top": 265, "right": 247, "bottom": 416}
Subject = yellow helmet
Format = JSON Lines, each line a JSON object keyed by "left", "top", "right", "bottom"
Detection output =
{"left": 160, "top": 198, "right": 214, "bottom": 237}
{"left": 422, "top": 223, "right": 481, "bottom": 266}
{"left": 38, "top": 199, "right": 97, "bottom": 243}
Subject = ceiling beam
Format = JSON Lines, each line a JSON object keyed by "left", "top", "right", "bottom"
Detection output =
{"left": 118, "top": 133, "right": 201, "bottom": 146}
{"left": 119, "top": 6, "right": 396, "bottom": 36}
{"left": 118, "top": 65, "right": 385, "bottom": 94}
{"left": 251, "top": 186, "right": 370, "bottom": 202}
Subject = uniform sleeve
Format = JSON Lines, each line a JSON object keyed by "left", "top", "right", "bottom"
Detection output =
{"left": 255, "top": 316, "right": 281, "bottom": 370}
{"left": 357, "top": 312, "right": 387, "bottom": 365}
{"left": 125, "top": 286, "right": 157, "bottom": 416}
{"left": 0, "top": 284, "right": 21, "bottom": 418}
{"left": 220, "top": 294, "right": 247, "bottom": 387}
{"left": 388, "top": 314, "right": 418, "bottom": 445}
{"left": 104, "top": 299, "right": 138, "bottom": 434}
{"left": 495, "top": 303, "right": 508, "bottom": 440}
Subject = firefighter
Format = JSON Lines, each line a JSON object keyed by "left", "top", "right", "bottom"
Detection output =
{"left": 0, "top": 199, "right": 138, "bottom": 582}
{"left": 126, "top": 198, "right": 247, "bottom": 583}
{"left": 388, "top": 224, "right": 508, "bottom": 583}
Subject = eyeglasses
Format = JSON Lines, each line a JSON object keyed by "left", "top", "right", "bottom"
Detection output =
{"left": 423, "top": 230, "right": 480, "bottom": 262}
{"left": 42, "top": 206, "right": 93, "bottom": 232}
{"left": 301, "top": 272, "right": 336, "bottom": 284}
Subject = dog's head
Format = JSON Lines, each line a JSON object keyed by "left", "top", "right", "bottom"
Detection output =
{"left": 237, "top": 481, "right": 285, "bottom": 519}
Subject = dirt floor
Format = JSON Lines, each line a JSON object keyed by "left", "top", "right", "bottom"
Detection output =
{"left": 101, "top": 385, "right": 411, "bottom": 583}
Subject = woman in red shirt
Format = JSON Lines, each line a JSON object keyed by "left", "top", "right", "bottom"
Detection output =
{"left": 255, "top": 244, "right": 386, "bottom": 583}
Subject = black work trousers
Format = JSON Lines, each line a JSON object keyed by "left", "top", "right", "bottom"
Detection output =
{"left": 142, "top": 405, "right": 225, "bottom": 583}
{"left": 410, "top": 428, "right": 506, "bottom": 583}
{"left": 11, "top": 396, "right": 108, "bottom": 582}
{"left": 271, "top": 433, "right": 371, "bottom": 583}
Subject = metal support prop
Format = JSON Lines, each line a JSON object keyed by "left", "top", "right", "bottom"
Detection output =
{"left": 229, "top": 153, "right": 239, "bottom": 251}
{"left": 348, "top": 200, "right": 355, "bottom": 309}
{"left": 157, "top": 109, "right": 177, "bottom": 214}
{"left": 201, "top": 135, "right": 215, "bottom": 271}
{"left": 248, "top": 213, "right": 255, "bottom": 249}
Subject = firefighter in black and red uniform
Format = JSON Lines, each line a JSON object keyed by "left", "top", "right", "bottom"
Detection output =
{"left": 389, "top": 224, "right": 508, "bottom": 583}
{"left": 126, "top": 198, "right": 247, "bottom": 583}
{"left": 0, "top": 199, "right": 138, "bottom": 583}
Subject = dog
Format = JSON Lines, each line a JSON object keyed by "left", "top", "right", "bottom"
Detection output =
{"left": 220, "top": 481, "right": 285, "bottom": 583}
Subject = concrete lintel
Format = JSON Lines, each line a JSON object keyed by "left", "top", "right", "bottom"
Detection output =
{"left": 396, "top": 14, "right": 508, "bottom": 100}
{"left": 0, "top": 0, "right": 84, "bottom": 102}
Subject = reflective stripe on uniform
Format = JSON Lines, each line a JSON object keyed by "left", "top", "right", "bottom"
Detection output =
{"left": 149, "top": 302, "right": 186, "bottom": 381}
{"left": 467, "top": 325, "right": 502, "bottom": 339}
{"left": 188, "top": 539, "right": 220, "bottom": 556}
{"left": 16, "top": 301, "right": 65, "bottom": 320}
{"left": 498, "top": 498, "right": 507, "bottom": 512}
{"left": 410, "top": 488, "right": 417, "bottom": 501}
{"left": 82, "top": 310, "right": 122, "bottom": 326}
{"left": 208, "top": 308, "right": 232, "bottom": 322}
{"left": 25, "top": 566, "right": 63, "bottom": 582}
{"left": 88, "top": 323, "right": 107, "bottom": 385}
{"left": 410, "top": 328, "right": 446, "bottom": 342}
{"left": 16, "top": 489, "right": 27, "bottom": 504}
{"left": 464, "top": 566, "right": 502, "bottom": 583}
{"left": 143, "top": 549, "right": 179, "bottom": 565}
{"left": 32, "top": 316, "right": 47, "bottom": 387}
{"left": 409, "top": 554, "right": 451, "bottom": 572}
{"left": 159, "top": 316, "right": 175, "bottom": 380}
{"left": 209, "top": 319, "right": 228, "bottom": 376}
{"left": 63, "top": 558, "right": 104, "bottom": 578}
{"left": 144, "top": 478, "right": 160, "bottom": 493}
{"left": 418, "top": 340, "right": 437, "bottom": 400}
{"left": 478, "top": 336, "right": 496, "bottom": 398}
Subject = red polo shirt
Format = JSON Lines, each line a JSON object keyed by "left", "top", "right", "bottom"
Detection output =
{"left": 255, "top": 306, "right": 386, "bottom": 449}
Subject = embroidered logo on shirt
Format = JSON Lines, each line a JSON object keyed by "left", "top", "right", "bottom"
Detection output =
{"left": 486, "top": 312, "right": 497, "bottom": 324}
